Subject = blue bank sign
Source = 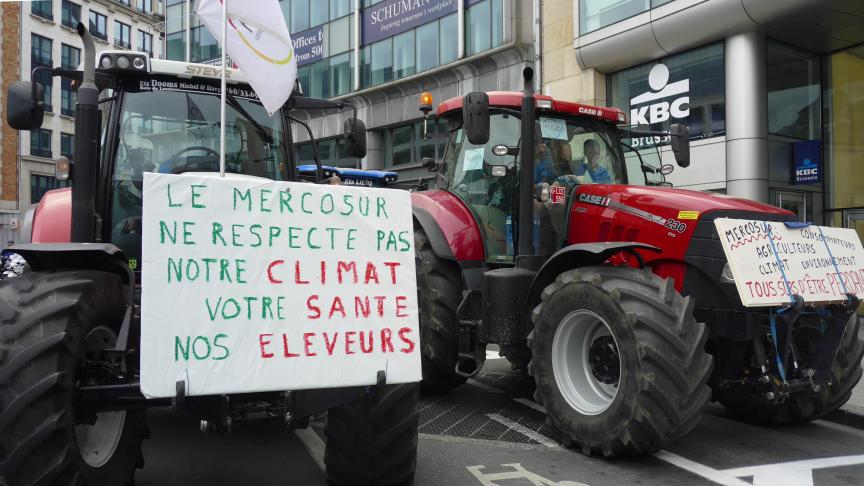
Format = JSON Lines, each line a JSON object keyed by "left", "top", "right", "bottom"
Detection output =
{"left": 792, "top": 140, "right": 821, "bottom": 185}
{"left": 361, "top": 0, "right": 457, "bottom": 45}
{"left": 293, "top": 26, "right": 324, "bottom": 67}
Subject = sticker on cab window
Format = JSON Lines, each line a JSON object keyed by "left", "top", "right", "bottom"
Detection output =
{"left": 540, "top": 117, "right": 568, "bottom": 140}
{"left": 550, "top": 185, "right": 566, "bottom": 204}
{"left": 463, "top": 148, "right": 485, "bottom": 171}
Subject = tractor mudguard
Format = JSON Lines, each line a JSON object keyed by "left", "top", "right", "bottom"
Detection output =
{"left": 520, "top": 242, "right": 660, "bottom": 338}
{"left": 411, "top": 190, "right": 485, "bottom": 263}
{"left": 8, "top": 243, "right": 133, "bottom": 286}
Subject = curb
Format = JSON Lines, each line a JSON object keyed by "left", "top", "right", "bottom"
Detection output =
{"left": 824, "top": 407, "right": 864, "bottom": 430}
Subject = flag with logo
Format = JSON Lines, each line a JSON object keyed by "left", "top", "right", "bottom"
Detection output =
{"left": 196, "top": 0, "right": 296, "bottom": 115}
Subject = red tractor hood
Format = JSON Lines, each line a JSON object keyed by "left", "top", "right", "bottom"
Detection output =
{"left": 585, "top": 184, "right": 792, "bottom": 217}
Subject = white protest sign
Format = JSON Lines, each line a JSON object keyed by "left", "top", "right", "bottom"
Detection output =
{"left": 714, "top": 218, "right": 864, "bottom": 307}
{"left": 140, "top": 173, "right": 421, "bottom": 398}
{"left": 463, "top": 147, "right": 485, "bottom": 171}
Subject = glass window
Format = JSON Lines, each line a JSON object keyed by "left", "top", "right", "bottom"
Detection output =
{"left": 330, "top": 52, "right": 352, "bottom": 97}
{"left": 385, "top": 125, "right": 414, "bottom": 166}
{"left": 61, "top": 80, "right": 75, "bottom": 116}
{"left": 291, "top": 0, "right": 310, "bottom": 32}
{"left": 61, "top": 133, "right": 74, "bottom": 160}
{"left": 330, "top": 16, "right": 350, "bottom": 54}
{"left": 392, "top": 30, "right": 415, "bottom": 79}
{"left": 138, "top": 31, "right": 154, "bottom": 54}
{"left": 61, "top": 44, "right": 80, "bottom": 70}
{"left": 30, "top": 129, "right": 52, "bottom": 158}
{"left": 31, "top": 35, "right": 53, "bottom": 113}
{"left": 309, "top": 59, "right": 330, "bottom": 98}
{"left": 492, "top": 0, "right": 504, "bottom": 47}
{"left": 416, "top": 21, "right": 438, "bottom": 73}
{"left": 89, "top": 11, "right": 108, "bottom": 40}
{"left": 440, "top": 13, "right": 458, "bottom": 65}
{"left": 609, "top": 43, "right": 725, "bottom": 141}
{"left": 115, "top": 22, "right": 131, "bottom": 49}
{"left": 166, "top": 3, "right": 184, "bottom": 33}
{"left": 140, "top": 0, "right": 152, "bottom": 13}
{"left": 31, "top": 0, "right": 53, "bottom": 20}
{"left": 62, "top": 1, "right": 81, "bottom": 29}
{"left": 370, "top": 39, "right": 392, "bottom": 86}
{"left": 824, "top": 45, "right": 864, "bottom": 213}
{"left": 31, "top": 175, "right": 70, "bottom": 204}
{"left": 330, "top": 0, "right": 350, "bottom": 19}
{"left": 310, "top": 0, "right": 328, "bottom": 27}
{"left": 767, "top": 42, "right": 820, "bottom": 140}
{"left": 191, "top": 26, "right": 220, "bottom": 62}
{"left": 466, "top": 0, "right": 491, "bottom": 56}
{"left": 580, "top": 0, "right": 649, "bottom": 34}
{"left": 297, "top": 64, "right": 311, "bottom": 94}
{"left": 167, "top": 32, "right": 185, "bottom": 60}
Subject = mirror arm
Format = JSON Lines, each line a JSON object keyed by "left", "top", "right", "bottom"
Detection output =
{"left": 28, "top": 66, "right": 57, "bottom": 108}
{"left": 285, "top": 113, "right": 324, "bottom": 183}
{"left": 621, "top": 141, "right": 657, "bottom": 175}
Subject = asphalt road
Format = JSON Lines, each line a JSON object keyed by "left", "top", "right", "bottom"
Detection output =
{"left": 137, "top": 352, "right": 864, "bottom": 486}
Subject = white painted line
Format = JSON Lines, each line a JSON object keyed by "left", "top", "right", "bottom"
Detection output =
{"left": 294, "top": 427, "right": 326, "bottom": 473}
{"left": 654, "top": 451, "right": 750, "bottom": 486}
{"left": 720, "top": 454, "right": 864, "bottom": 486}
{"left": 486, "top": 350, "right": 504, "bottom": 360}
{"left": 485, "top": 413, "right": 558, "bottom": 448}
{"left": 513, "top": 398, "right": 546, "bottom": 414}
{"left": 419, "top": 433, "right": 552, "bottom": 451}
{"left": 467, "top": 378, "right": 505, "bottom": 394}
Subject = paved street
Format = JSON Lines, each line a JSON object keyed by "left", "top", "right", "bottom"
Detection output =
{"left": 137, "top": 347, "right": 864, "bottom": 486}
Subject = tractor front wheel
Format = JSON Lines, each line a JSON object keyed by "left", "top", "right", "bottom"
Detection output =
{"left": 0, "top": 271, "right": 147, "bottom": 486}
{"left": 529, "top": 266, "right": 713, "bottom": 456}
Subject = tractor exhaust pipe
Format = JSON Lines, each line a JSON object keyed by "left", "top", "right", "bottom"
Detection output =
{"left": 71, "top": 23, "right": 99, "bottom": 243}
{"left": 517, "top": 66, "right": 536, "bottom": 261}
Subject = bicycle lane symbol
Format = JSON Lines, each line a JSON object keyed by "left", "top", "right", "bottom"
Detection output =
{"left": 466, "top": 463, "right": 590, "bottom": 486}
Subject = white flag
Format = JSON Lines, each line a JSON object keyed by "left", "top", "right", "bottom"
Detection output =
{"left": 196, "top": 0, "right": 296, "bottom": 115}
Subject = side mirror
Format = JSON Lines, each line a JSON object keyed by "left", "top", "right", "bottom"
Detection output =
{"left": 344, "top": 118, "right": 367, "bottom": 158}
{"left": 7, "top": 81, "right": 45, "bottom": 130}
{"left": 462, "top": 92, "right": 489, "bottom": 146}
{"left": 421, "top": 157, "right": 439, "bottom": 172}
{"left": 669, "top": 123, "right": 690, "bottom": 168}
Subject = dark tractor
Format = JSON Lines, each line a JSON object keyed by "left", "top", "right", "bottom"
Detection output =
{"left": 411, "top": 67, "right": 862, "bottom": 456}
{"left": 0, "top": 25, "right": 418, "bottom": 486}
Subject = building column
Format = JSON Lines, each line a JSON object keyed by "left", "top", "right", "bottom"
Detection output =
{"left": 725, "top": 32, "right": 769, "bottom": 202}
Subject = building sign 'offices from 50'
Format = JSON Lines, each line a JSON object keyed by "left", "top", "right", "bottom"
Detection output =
{"left": 139, "top": 173, "right": 421, "bottom": 398}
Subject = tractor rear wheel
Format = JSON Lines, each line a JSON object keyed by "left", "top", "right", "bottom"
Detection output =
{"left": 529, "top": 266, "right": 712, "bottom": 456}
{"left": 0, "top": 271, "right": 147, "bottom": 485}
{"left": 414, "top": 226, "right": 470, "bottom": 394}
{"left": 324, "top": 383, "right": 419, "bottom": 486}
{"left": 716, "top": 314, "right": 864, "bottom": 424}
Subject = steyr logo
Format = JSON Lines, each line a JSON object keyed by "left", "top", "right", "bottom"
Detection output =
{"left": 630, "top": 63, "right": 689, "bottom": 125}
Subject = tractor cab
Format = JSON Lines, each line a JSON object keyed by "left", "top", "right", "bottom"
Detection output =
{"left": 426, "top": 91, "right": 682, "bottom": 262}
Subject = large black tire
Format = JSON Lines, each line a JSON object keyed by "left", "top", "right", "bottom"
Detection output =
{"left": 0, "top": 271, "right": 147, "bottom": 486}
{"left": 716, "top": 314, "right": 864, "bottom": 424}
{"left": 324, "top": 383, "right": 419, "bottom": 486}
{"left": 529, "top": 266, "right": 713, "bottom": 457}
{"left": 414, "top": 226, "right": 470, "bottom": 394}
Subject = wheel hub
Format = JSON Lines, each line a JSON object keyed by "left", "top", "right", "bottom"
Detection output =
{"left": 588, "top": 335, "right": 620, "bottom": 384}
{"left": 551, "top": 310, "right": 621, "bottom": 415}
{"left": 75, "top": 326, "right": 127, "bottom": 468}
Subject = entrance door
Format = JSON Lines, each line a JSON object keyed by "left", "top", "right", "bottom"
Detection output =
{"left": 774, "top": 190, "right": 811, "bottom": 223}
{"left": 844, "top": 209, "right": 864, "bottom": 245}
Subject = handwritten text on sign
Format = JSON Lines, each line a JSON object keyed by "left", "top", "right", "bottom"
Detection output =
{"left": 140, "top": 173, "right": 421, "bottom": 398}
{"left": 714, "top": 218, "right": 864, "bottom": 307}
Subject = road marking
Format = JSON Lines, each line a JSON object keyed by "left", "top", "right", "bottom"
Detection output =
{"left": 486, "top": 350, "right": 504, "bottom": 360}
{"left": 420, "top": 433, "right": 551, "bottom": 451}
{"left": 514, "top": 397, "right": 547, "bottom": 414}
{"left": 485, "top": 413, "right": 558, "bottom": 448}
{"left": 466, "top": 463, "right": 588, "bottom": 486}
{"left": 654, "top": 451, "right": 750, "bottom": 486}
{"left": 720, "top": 454, "right": 864, "bottom": 486}
{"left": 293, "top": 427, "right": 325, "bottom": 473}
{"left": 467, "top": 378, "right": 505, "bottom": 394}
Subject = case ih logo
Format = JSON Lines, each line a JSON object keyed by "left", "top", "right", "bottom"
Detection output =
{"left": 630, "top": 63, "right": 689, "bottom": 125}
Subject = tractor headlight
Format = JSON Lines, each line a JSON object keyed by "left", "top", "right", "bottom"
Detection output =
{"left": 55, "top": 156, "right": 71, "bottom": 181}
{"left": 720, "top": 262, "right": 735, "bottom": 283}
{"left": 98, "top": 51, "right": 151, "bottom": 73}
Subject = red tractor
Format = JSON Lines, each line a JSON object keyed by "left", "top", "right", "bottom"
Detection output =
{"left": 412, "top": 67, "right": 863, "bottom": 456}
{"left": 0, "top": 25, "right": 418, "bottom": 486}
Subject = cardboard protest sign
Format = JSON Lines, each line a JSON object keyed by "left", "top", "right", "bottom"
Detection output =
{"left": 714, "top": 218, "right": 864, "bottom": 307}
{"left": 140, "top": 173, "right": 420, "bottom": 398}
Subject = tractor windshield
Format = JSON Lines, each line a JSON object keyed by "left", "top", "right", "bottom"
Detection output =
{"left": 442, "top": 112, "right": 627, "bottom": 262}
{"left": 110, "top": 76, "right": 290, "bottom": 269}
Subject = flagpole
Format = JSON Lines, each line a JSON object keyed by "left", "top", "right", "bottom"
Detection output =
{"left": 219, "top": 0, "right": 227, "bottom": 177}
